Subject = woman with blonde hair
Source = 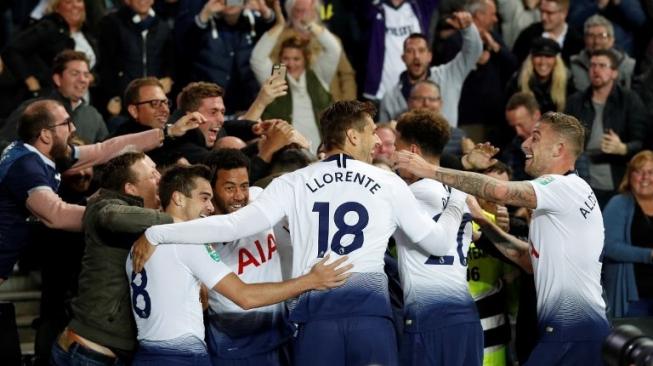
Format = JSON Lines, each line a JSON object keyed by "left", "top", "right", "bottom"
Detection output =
{"left": 506, "top": 37, "right": 569, "bottom": 113}
{"left": 603, "top": 150, "right": 653, "bottom": 318}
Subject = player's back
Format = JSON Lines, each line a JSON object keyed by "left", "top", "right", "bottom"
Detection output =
{"left": 395, "top": 179, "right": 477, "bottom": 331}
{"left": 528, "top": 173, "right": 608, "bottom": 341}
{"left": 256, "top": 154, "right": 428, "bottom": 322}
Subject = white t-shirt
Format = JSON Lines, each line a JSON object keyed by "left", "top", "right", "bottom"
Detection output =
{"left": 145, "top": 154, "right": 465, "bottom": 322}
{"left": 528, "top": 173, "right": 609, "bottom": 341}
{"left": 125, "top": 243, "right": 231, "bottom": 344}
{"left": 395, "top": 179, "right": 477, "bottom": 331}
{"left": 378, "top": 2, "right": 421, "bottom": 99}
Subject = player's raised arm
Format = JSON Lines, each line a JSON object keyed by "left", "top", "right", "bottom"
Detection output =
{"left": 394, "top": 182, "right": 468, "bottom": 256}
{"left": 394, "top": 150, "right": 537, "bottom": 209}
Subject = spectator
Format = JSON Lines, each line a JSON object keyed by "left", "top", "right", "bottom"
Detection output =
{"left": 570, "top": 15, "right": 636, "bottom": 93}
{"left": 567, "top": 0, "right": 646, "bottom": 57}
{"left": 51, "top": 152, "right": 172, "bottom": 365}
{"left": 434, "top": 0, "right": 517, "bottom": 145}
{"left": 96, "top": 0, "right": 174, "bottom": 119}
{"left": 405, "top": 80, "right": 472, "bottom": 158}
{"left": 251, "top": 0, "right": 340, "bottom": 151}
{"left": 2, "top": 50, "right": 108, "bottom": 144}
{"left": 175, "top": 0, "right": 275, "bottom": 114}
{"left": 266, "top": 0, "right": 357, "bottom": 101}
{"left": 2, "top": 0, "right": 98, "bottom": 99}
{"left": 511, "top": 0, "right": 583, "bottom": 64}
{"left": 603, "top": 150, "right": 653, "bottom": 318}
{"left": 502, "top": 92, "right": 540, "bottom": 181}
{"left": 372, "top": 123, "right": 396, "bottom": 164}
{"left": 496, "top": 0, "right": 540, "bottom": 49}
{"left": 378, "top": 11, "right": 482, "bottom": 126}
{"left": 0, "top": 98, "right": 185, "bottom": 286}
{"left": 361, "top": 0, "right": 437, "bottom": 101}
{"left": 506, "top": 37, "right": 570, "bottom": 113}
{"left": 566, "top": 49, "right": 647, "bottom": 207}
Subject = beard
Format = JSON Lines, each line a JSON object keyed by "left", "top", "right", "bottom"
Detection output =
{"left": 51, "top": 135, "right": 74, "bottom": 171}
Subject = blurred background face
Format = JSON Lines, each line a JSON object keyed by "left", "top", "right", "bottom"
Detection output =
{"left": 125, "top": 0, "right": 154, "bottom": 16}
{"left": 281, "top": 47, "right": 306, "bottom": 79}
{"left": 473, "top": 0, "right": 498, "bottom": 32}
{"left": 408, "top": 83, "right": 442, "bottom": 112}
{"left": 506, "top": 106, "right": 538, "bottom": 140}
{"left": 630, "top": 160, "right": 653, "bottom": 199}
{"left": 532, "top": 55, "right": 556, "bottom": 80}
{"left": 62, "top": 166, "right": 93, "bottom": 193}
{"left": 584, "top": 25, "right": 614, "bottom": 52}
{"left": 291, "top": 0, "right": 316, "bottom": 28}
{"left": 373, "top": 127, "right": 396, "bottom": 161}
{"left": 54, "top": 60, "right": 91, "bottom": 103}
{"left": 55, "top": 0, "right": 85, "bottom": 28}
{"left": 402, "top": 37, "right": 432, "bottom": 80}
{"left": 212, "top": 168, "right": 249, "bottom": 214}
{"left": 589, "top": 55, "right": 617, "bottom": 89}
{"left": 540, "top": 0, "right": 566, "bottom": 32}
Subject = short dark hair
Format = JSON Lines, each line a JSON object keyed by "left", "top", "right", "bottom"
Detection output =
{"left": 17, "top": 99, "right": 61, "bottom": 144}
{"left": 396, "top": 109, "right": 451, "bottom": 157}
{"left": 52, "top": 50, "right": 89, "bottom": 75}
{"left": 159, "top": 164, "right": 212, "bottom": 209}
{"left": 124, "top": 77, "right": 164, "bottom": 106}
{"left": 203, "top": 149, "right": 251, "bottom": 188}
{"left": 178, "top": 82, "right": 224, "bottom": 113}
{"left": 482, "top": 160, "right": 513, "bottom": 179}
{"left": 99, "top": 152, "right": 147, "bottom": 192}
{"left": 269, "top": 147, "right": 316, "bottom": 175}
{"left": 506, "top": 92, "right": 540, "bottom": 114}
{"left": 403, "top": 33, "right": 430, "bottom": 52}
{"left": 540, "top": 112, "right": 586, "bottom": 158}
{"left": 320, "top": 100, "right": 376, "bottom": 151}
{"left": 590, "top": 49, "right": 619, "bottom": 70}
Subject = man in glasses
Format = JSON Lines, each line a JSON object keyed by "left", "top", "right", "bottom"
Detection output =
{"left": 570, "top": 15, "right": 635, "bottom": 92}
{"left": 0, "top": 97, "right": 204, "bottom": 287}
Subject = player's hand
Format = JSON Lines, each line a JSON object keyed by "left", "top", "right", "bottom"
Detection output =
{"left": 393, "top": 150, "right": 438, "bottom": 179}
{"left": 446, "top": 11, "right": 473, "bottom": 30}
{"left": 132, "top": 234, "right": 156, "bottom": 273}
{"left": 495, "top": 205, "right": 510, "bottom": 232}
{"left": 170, "top": 111, "right": 206, "bottom": 137}
{"left": 462, "top": 142, "right": 499, "bottom": 171}
{"left": 601, "top": 129, "right": 627, "bottom": 155}
{"left": 309, "top": 254, "right": 353, "bottom": 290}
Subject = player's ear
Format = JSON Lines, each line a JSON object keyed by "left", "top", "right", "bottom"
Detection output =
{"left": 410, "top": 144, "right": 420, "bottom": 154}
{"left": 345, "top": 127, "right": 358, "bottom": 146}
{"left": 171, "top": 191, "right": 185, "bottom": 208}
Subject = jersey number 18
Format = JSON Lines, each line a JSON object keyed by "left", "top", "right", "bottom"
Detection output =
{"left": 312, "top": 201, "right": 369, "bottom": 257}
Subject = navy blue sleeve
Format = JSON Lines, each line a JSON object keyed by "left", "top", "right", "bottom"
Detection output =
{"left": 4, "top": 154, "right": 54, "bottom": 203}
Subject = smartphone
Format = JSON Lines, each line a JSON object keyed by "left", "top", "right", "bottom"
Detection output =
{"left": 226, "top": 0, "right": 245, "bottom": 7}
{"left": 271, "top": 63, "right": 287, "bottom": 80}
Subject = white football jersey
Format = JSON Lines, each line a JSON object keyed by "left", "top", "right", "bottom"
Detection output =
{"left": 528, "top": 173, "right": 609, "bottom": 340}
{"left": 126, "top": 243, "right": 231, "bottom": 344}
{"left": 395, "top": 179, "right": 477, "bottom": 331}
{"left": 145, "top": 154, "right": 465, "bottom": 322}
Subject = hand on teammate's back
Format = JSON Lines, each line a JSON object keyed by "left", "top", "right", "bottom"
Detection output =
{"left": 308, "top": 254, "right": 353, "bottom": 290}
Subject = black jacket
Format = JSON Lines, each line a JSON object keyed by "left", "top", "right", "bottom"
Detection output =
{"left": 96, "top": 7, "right": 174, "bottom": 103}
{"left": 565, "top": 84, "right": 647, "bottom": 188}
{"left": 2, "top": 13, "right": 98, "bottom": 90}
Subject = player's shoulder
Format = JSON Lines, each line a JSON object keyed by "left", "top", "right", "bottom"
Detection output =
{"left": 248, "top": 186, "right": 264, "bottom": 200}
{"left": 531, "top": 173, "right": 587, "bottom": 191}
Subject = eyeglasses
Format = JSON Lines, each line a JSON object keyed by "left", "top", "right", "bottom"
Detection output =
{"left": 134, "top": 99, "right": 170, "bottom": 108}
{"left": 410, "top": 96, "right": 441, "bottom": 103}
{"left": 48, "top": 117, "right": 74, "bottom": 132}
